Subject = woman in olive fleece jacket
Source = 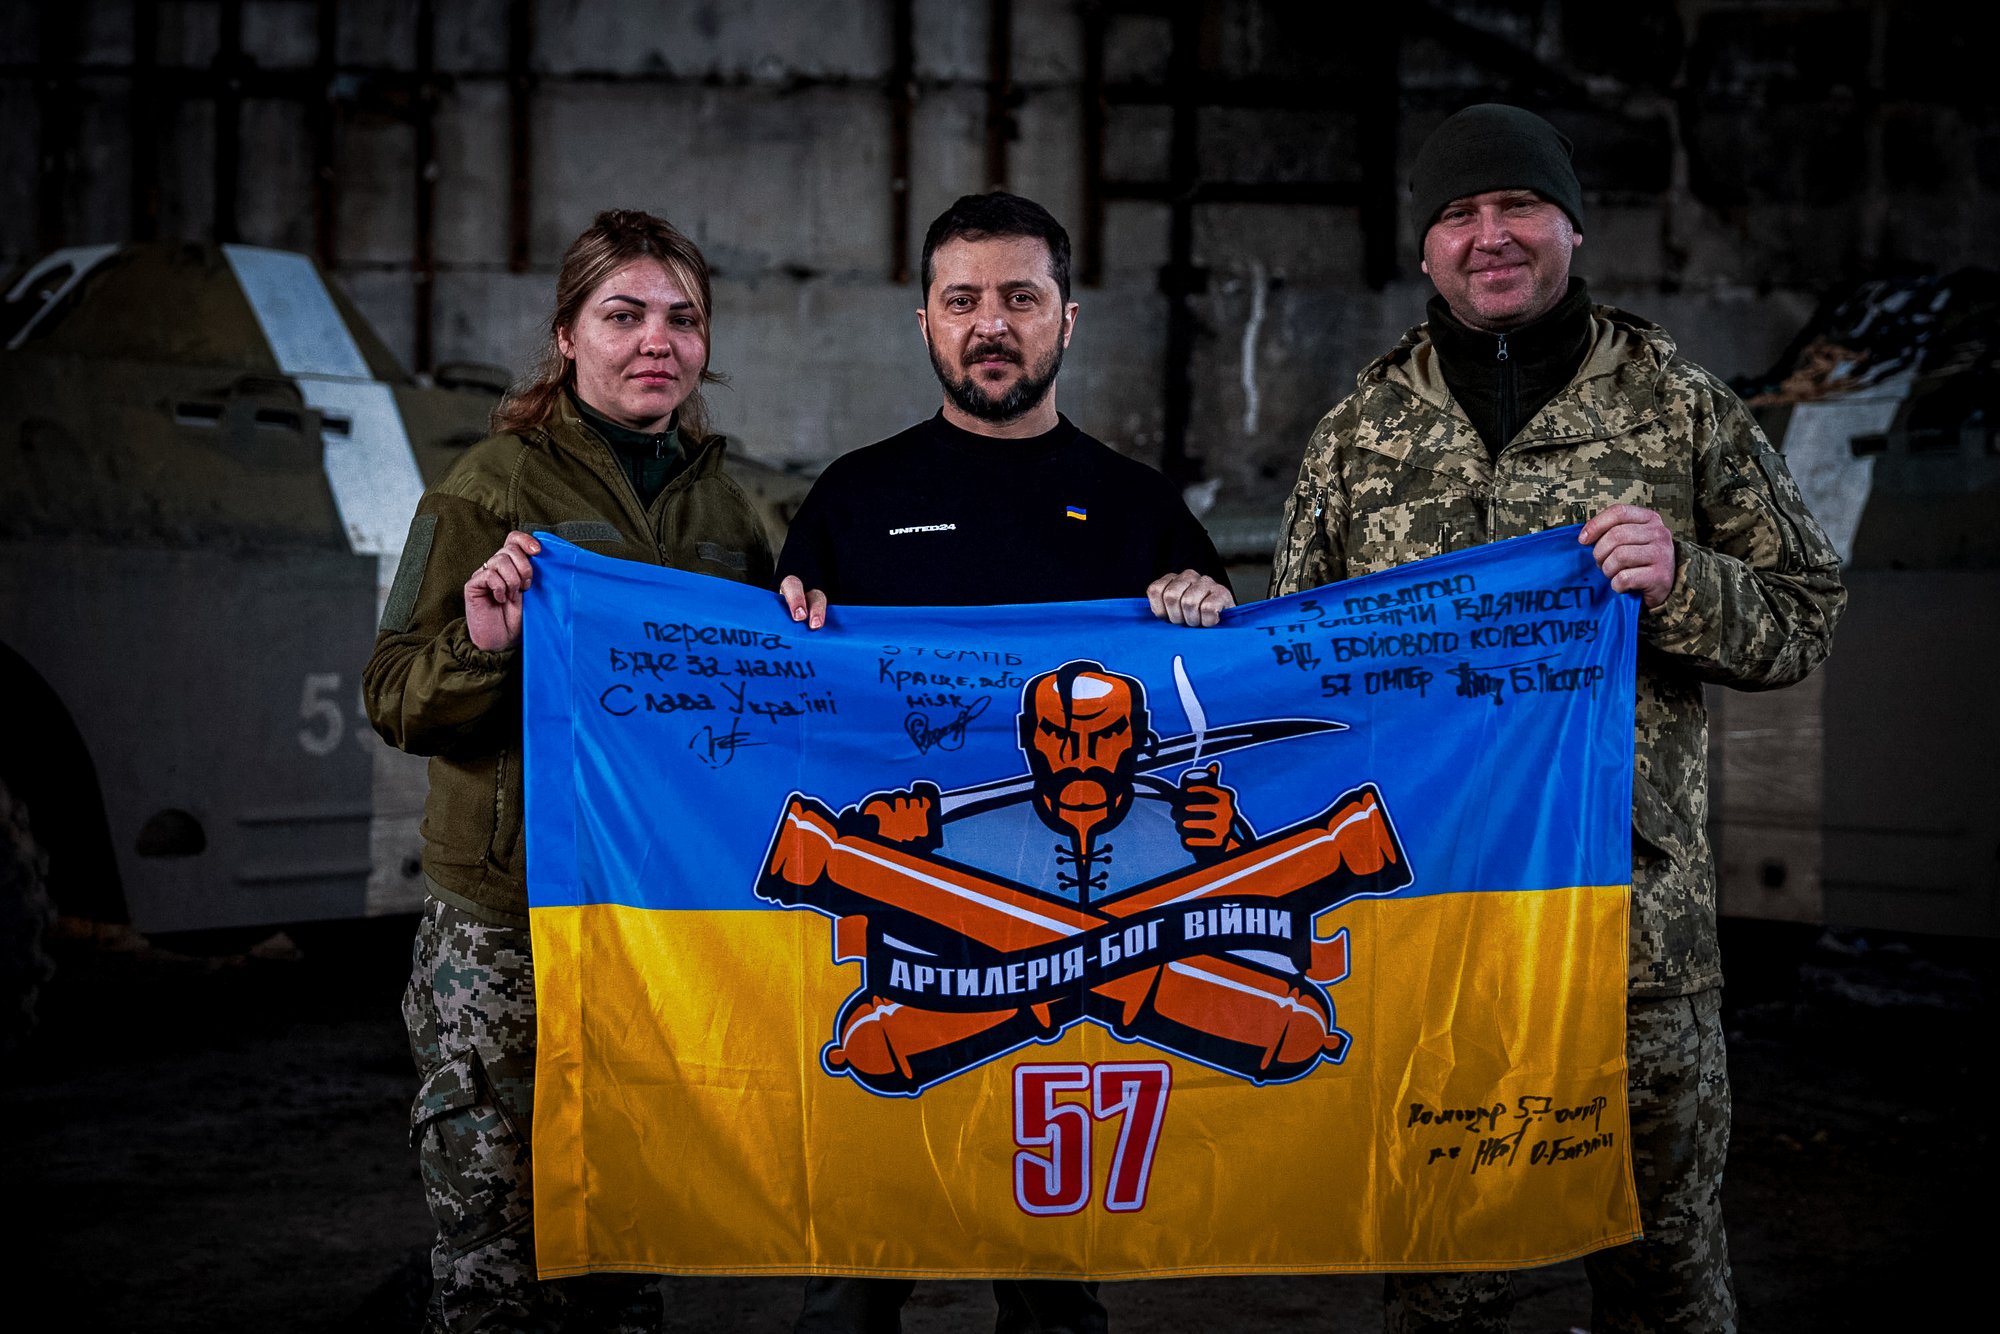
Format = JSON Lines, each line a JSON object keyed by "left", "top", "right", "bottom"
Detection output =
{"left": 363, "top": 210, "right": 771, "bottom": 1331}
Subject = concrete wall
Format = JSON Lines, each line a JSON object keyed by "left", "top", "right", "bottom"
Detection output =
{"left": 8, "top": 0, "right": 1997, "bottom": 545}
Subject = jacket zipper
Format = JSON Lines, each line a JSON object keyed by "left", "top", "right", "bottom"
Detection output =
{"left": 1490, "top": 333, "right": 1512, "bottom": 539}
{"left": 647, "top": 438, "right": 718, "bottom": 565}
{"left": 1495, "top": 333, "right": 1516, "bottom": 442}
{"left": 584, "top": 427, "right": 674, "bottom": 564}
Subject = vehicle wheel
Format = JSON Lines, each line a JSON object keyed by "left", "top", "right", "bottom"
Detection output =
{"left": 0, "top": 777, "right": 58, "bottom": 1053}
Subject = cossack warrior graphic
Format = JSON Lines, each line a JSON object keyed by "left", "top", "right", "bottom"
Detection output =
{"left": 756, "top": 658, "right": 1412, "bottom": 1094}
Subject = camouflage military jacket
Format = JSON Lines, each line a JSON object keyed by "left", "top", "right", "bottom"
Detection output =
{"left": 1270, "top": 306, "right": 1845, "bottom": 996}
{"left": 363, "top": 394, "right": 774, "bottom": 923}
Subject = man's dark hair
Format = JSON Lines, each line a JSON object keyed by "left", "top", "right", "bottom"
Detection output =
{"left": 920, "top": 191, "right": 1072, "bottom": 301}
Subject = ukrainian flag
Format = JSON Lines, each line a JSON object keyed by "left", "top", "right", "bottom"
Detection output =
{"left": 523, "top": 527, "right": 1640, "bottom": 1278}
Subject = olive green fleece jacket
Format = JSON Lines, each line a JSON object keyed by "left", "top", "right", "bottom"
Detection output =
{"left": 363, "top": 395, "right": 774, "bottom": 923}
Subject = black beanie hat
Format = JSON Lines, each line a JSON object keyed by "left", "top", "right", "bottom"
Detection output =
{"left": 1409, "top": 103, "right": 1584, "bottom": 243}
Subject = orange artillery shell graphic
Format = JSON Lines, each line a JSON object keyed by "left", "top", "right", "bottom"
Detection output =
{"left": 755, "top": 660, "right": 1410, "bottom": 1095}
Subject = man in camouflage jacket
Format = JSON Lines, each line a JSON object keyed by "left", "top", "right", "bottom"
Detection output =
{"left": 1270, "top": 105, "right": 1844, "bottom": 1333}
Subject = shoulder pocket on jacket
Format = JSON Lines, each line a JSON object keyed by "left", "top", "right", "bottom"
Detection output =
{"left": 1752, "top": 451, "right": 1840, "bottom": 570}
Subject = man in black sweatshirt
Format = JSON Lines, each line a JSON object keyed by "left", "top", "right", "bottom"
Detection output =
{"left": 777, "top": 191, "right": 1229, "bottom": 627}
{"left": 777, "top": 192, "right": 1233, "bottom": 1334}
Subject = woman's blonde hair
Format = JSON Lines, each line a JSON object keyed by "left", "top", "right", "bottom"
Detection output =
{"left": 493, "top": 209, "right": 721, "bottom": 438}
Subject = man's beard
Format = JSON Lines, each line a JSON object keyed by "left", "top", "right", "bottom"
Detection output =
{"left": 929, "top": 336, "right": 1065, "bottom": 424}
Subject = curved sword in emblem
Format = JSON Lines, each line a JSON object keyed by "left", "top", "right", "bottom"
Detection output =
{"left": 1173, "top": 653, "right": 1208, "bottom": 776}
{"left": 934, "top": 710, "right": 1348, "bottom": 816}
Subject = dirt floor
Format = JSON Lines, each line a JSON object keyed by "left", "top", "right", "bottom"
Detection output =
{"left": 2, "top": 915, "right": 1987, "bottom": 1332}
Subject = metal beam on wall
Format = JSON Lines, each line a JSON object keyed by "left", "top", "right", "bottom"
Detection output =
{"left": 412, "top": 0, "right": 438, "bottom": 374}
{"left": 213, "top": 0, "right": 244, "bottom": 244}
{"left": 888, "top": 0, "right": 915, "bottom": 284}
{"left": 1079, "top": 2, "right": 1106, "bottom": 286}
{"left": 985, "top": 0, "right": 1015, "bottom": 191}
{"left": 1355, "top": 10, "right": 1402, "bottom": 291}
{"left": 34, "top": 0, "right": 77, "bottom": 253}
{"left": 313, "top": 0, "right": 340, "bottom": 267}
{"left": 507, "top": 0, "right": 536, "bottom": 274}
{"left": 1159, "top": 0, "right": 1200, "bottom": 487}
{"left": 1079, "top": 1, "right": 1398, "bottom": 482}
{"left": 129, "top": 0, "right": 160, "bottom": 241}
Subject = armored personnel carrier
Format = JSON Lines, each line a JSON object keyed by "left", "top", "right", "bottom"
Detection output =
{"left": 0, "top": 242, "right": 809, "bottom": 959}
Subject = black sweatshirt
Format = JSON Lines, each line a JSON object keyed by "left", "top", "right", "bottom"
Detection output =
{"left": 776, "top": 412, "right": 1227, "bottom": 606}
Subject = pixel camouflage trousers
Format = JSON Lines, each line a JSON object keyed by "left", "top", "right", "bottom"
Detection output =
{"left": 404, "top": 898, "right": 662, "bottom": 1333}
{"left": 1383, "top": 989, "right": 1736, "bottom": 1333}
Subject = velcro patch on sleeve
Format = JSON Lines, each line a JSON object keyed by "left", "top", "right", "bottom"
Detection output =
{"left": 379, "top": 512, "right": 439, "bottom": 633}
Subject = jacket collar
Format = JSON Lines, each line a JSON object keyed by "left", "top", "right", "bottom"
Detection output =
{"left": 1354, "top": 303, "right": 1677, "bottom": 466}
{"left": 536, "top": 391, "right": 732, "bottom": 489}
